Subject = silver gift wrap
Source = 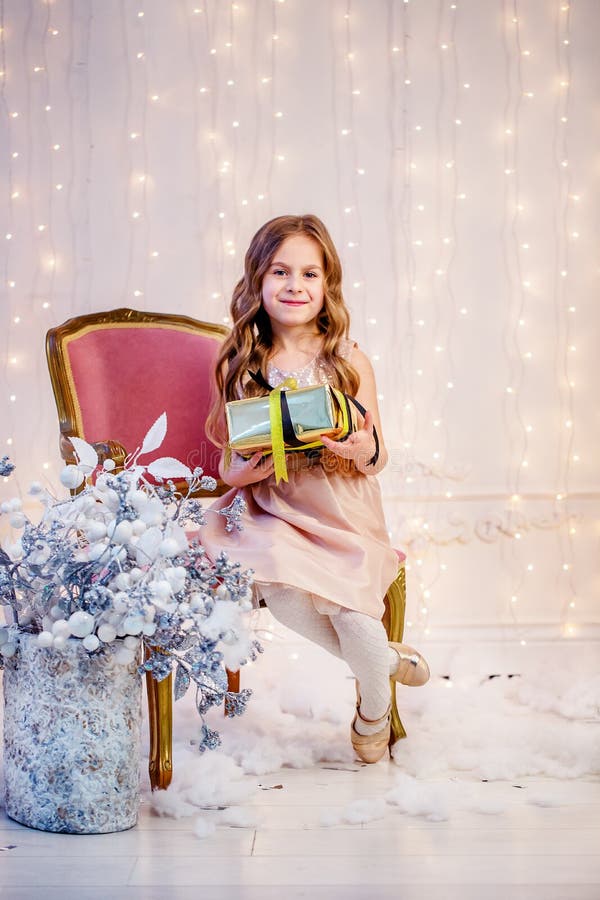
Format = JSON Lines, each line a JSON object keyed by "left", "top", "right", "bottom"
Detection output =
{"left": 226, "top": 384, "right": 350, "bottom": 453}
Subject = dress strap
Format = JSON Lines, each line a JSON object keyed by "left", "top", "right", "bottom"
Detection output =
{"left": 248, "top": 369, "right": 273, "bottom": 391}
{"left": 337, "top": 337, "right": 358, "bottom": 362}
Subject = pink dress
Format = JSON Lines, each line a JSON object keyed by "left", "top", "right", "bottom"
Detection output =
{"left": 200, "top": 340, "right": 399, "bottom": 620}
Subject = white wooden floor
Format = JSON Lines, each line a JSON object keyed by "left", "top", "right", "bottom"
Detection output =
{"left": 0, "top": 766, "right": 599, "bottom": 899}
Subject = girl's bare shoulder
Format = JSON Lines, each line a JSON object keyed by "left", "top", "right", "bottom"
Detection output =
{"left": 347, "top": 345, "right": 375, "bottom": 382}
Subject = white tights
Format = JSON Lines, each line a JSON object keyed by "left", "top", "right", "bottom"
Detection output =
{"left": 260, "top": 584, "right": 397, "bottom": 734}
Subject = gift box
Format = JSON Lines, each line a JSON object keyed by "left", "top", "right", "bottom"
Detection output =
{"left": 225, "top": 384, "right": 356, "bottom": 456}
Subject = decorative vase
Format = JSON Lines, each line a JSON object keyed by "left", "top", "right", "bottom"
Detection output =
{"left": 2, "top": 633, "right": 142, "bottom": 834}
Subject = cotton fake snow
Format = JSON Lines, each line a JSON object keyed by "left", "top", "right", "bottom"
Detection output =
{"left": 194, "top": 817, "right": 217, "bottom": 839}
{"left": 319, "top": 798, "right": 387, "bottom": 827}
{"left": 148, "top": 745, "right": 256, "bottom": 819}
{"left": 219, "top": 807, "right": 260, "bottom": 828}
{"left": 150, "top": 789, "right": 197, "bottom": 820}
{"left": 386, "top": 772, "right": 452, "bottom": 822}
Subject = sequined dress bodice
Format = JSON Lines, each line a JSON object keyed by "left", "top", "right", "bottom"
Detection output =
{"left": 266, "top": 337, "right": 355, "bottom": 390}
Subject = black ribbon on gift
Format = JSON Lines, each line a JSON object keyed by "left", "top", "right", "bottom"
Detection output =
{"left": 248, "top": 369, "right": 380, "bottom": 467}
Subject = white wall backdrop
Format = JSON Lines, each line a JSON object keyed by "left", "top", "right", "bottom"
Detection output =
{"left": 1, "top": 0, "right": 599, "bottom": 645}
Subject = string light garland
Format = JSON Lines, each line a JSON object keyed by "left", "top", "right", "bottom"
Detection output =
{"left": 0, "top": 0, "right": 18, "bottom": 471}
{"left": 202, "top": 2, "right": 228, "bottom": 316}
{"left": 553, "top": 0, "right": 578, "bottom": 637}
{"left": 265, "top": 0, "right": 279, "bottom": 216}
{"left": 340, "top": 0, "right": 368, "bottom": 332}
{"left": 126, "top": 3, "right": 154, "bottom": 308}
{"left": 392, "top": 0, "right": 417, "bottom": 459}
{"left": 121, "top": 1, "right": 139, "bottom": 306}
{"left": 500, "top": 0, "right": 531, "bottom": 644}
{"left": 415, "top": 0, "right": 463, "bottom": 637}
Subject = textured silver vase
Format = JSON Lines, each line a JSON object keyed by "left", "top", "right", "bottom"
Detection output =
{"left": 2, "top": 633, "right": 142, "bottom": 833}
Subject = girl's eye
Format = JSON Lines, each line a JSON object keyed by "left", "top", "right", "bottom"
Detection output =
{"left": 273, "top": 269, "right": 287, "bottom": 276}
{"left": 305, "top": 271, "right": 318, "bottom": 278}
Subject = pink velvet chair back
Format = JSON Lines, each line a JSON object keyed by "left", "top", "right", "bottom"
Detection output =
{"left": 46, "top": 309, "right": 229, "bottom": 484}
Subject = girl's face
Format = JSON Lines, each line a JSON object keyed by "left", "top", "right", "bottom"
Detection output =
{"left": 261, "top": 234, "right": 325, "bottom": 333}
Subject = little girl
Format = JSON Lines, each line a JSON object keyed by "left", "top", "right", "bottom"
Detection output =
{"left": 203, "top": 214, "right": 429, "bottom": 763}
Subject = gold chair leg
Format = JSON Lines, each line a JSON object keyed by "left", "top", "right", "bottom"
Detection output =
{"left": 383, "top": 564, "right": 408, "bottom": 745}
{"left": 146, "top": 670, "right": 173, "bottom": 790}
{"left": 224, "top": 668, "right": 240, "bottom": 716}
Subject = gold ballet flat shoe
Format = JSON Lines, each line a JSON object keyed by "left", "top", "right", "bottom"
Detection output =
{"left": 389, "top": 642, "right": 430, "bottom": 687}
{"left": 350, "top": 687, "right": 391, "bottom": 764}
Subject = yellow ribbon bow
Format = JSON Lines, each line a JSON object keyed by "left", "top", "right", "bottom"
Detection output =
{"left": 269, "top": 376, "right": 297, "bottom": 484}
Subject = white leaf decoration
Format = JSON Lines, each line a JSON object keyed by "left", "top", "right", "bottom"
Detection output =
{"left": 139, "top": 412, "right": 168, "bottom": 456}
{"left": 126, "top": 465, "right": 147, "bottom": 481}
{"left": 147, "top": 457, "right": 192, "bottom": 479}
{"left": 69, "top": 437, "right": 99, "bottom": 472}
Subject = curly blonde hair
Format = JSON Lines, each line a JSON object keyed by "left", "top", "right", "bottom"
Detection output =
{"left": 206, "top": 214, "right": 360, "bottom": 447}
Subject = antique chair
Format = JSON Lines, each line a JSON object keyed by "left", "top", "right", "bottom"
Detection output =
{"left": 46, "top": 308, "right": 229, "bottom": 790}
{"left": 46, "top": 308, "right": 408, "bottom": 790}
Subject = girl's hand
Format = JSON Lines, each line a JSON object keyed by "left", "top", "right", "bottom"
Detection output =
{"left": 319, "top": 410, "right": 377, "bottom": 472}
{"left": 221, "top": 450, "right": 275, "bottom": 488}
